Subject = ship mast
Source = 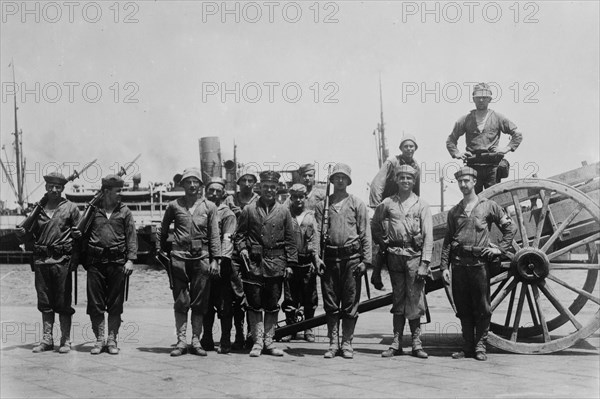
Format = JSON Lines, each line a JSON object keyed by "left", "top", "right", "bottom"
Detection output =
{"left": 11, "top": 60, "right": 25, "bottom": 211}
{"left": 373, "top": 75, "right": 388, "bottom": 168}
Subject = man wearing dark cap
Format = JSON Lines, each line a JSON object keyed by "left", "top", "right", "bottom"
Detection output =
{"left": 319, "top": 163, "right": 372, "bottom": 359}
{"left": 16, "top": 172, "right": 80, "bottom": 354}
{"left": 298, "top": 163, "right": 326, "bottom": 211}
{"left": 281, "top": 183, "right": 323, "bottom": 342}
{"left": 369, "top": 134, "right": 421, "bottom": 208}
{"left": 234, "top": 170, "right": 298, "bottom": 357}
{"left": 77, "top": 174, "right": 137, "bottom": 355}
{"left": 223, "top": 172, "right": 259, "bottom": 350}
{"left": 160, "top": 167, "right": 221, "bottom": 357}
{"left": 446, "top": 82, "right": 523, "bottom": 193}
{"left": 371, "top": 165, "right": 433, "bottom": 359}
{"left": 441, "top": 167, "right": 516, "bottom": 361}
{"left": 201, "top": 177, "right": 243, "bottom": 354}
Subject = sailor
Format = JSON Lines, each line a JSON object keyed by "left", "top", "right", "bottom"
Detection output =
{"left": 446, "top": 82, "right": 523, "bottom": 193}
{"left": 201, "top": 177, "right": 242, "bottom": 354}
{"left": 234, "top": 170, "right": 298, "bottom": 357}
{"left": 15, "top": 172, "right": 80, "bottom": 354}
{"left": 75, "top": 174, "right": 137, "bottom": 355}
{"left": 224, "top": 172, "right": 260, "bottom": 350}
{"left": 298, "top": 163, "right": 326, "bottom": 211}
{"left": 224, "top": 173, "right": 260, "bottom": 217}
{"left": 280, "top": 183, "right": 323, "bottom": 342}
{"left": 441, "top": 167, "right": 516, "bottom": 360}
{"left": 319, "top": 163, "right": 372, "bottom": 359}
{"left": 369, "top": 134, "right": 421, "bottom": 207}
{"left": 371, "top": 165, "right": 433, "bottom": 359}
{"left": 160, "top": 168, "right": 221, "bottom": 357}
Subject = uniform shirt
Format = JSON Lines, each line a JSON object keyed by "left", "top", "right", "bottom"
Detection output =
{"left": 31, "top": 198, "right": 80, "bottom": 264}
{"left": 440, "top": 196, "right": 516, "bottom": 270}
{"left": 224, "top": 192, "right": 259, "bottom": 217}
{"left": 369, "top": 155, "right": 421, "bottom": 207}
{"left": 446, "top": 109, "right": 522, "bottom": 158}
{"left": 160, "top": 197, "right": 221, "bottom": 260}
{"left": 234, "top": 198, "right": 298, "bottom": 277}
{"left": 290, "top": 207, "right": 320, "bottom": 265}
{"left": 371, "top": 192, "right": 433, "bottom": 262}
{"left": 87, "top": 202, "right": 138, "bottom": 261}
{"left": 217, "top": 202, "right": 237, "bottom": 260}
{"left": 321, "top": 194, "right": 372, "bottom": 264}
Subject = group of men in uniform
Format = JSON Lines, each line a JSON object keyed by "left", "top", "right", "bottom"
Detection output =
{"left": 19, "top": 82, "right": 520, "bottom": 361}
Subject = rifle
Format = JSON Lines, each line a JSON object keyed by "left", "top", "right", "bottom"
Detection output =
{"left": 156, "top": 251, "right": 174, "bottom": 290}
{"left": 75, "top": 154, "right": 141, "bottom": 234}
{"left": 17, "top": 159, "right": 97, "bottom": 232}
{"left": 319, "top": 165, "right": 332, "bottom": 263}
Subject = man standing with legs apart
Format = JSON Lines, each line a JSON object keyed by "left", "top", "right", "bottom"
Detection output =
{"left": 319, "top": 163, "right": 372, "bottom": 359}
{"left": 441, "top": 167, "right": 516, "bottom": 361}
{"left": 446, "top": 83, "right": 523, "bottom": 194}
{"left": 160, "top": 168, "right": 221, "bottom": 357}
{"left": 371, "top": 165, "right": 433, "bottom": 359}
{"left": 281, "top": 184, "right": 323, "bottom": 342}
{"left": 235, "top": 171, "right": 298, "bottom": 357}
{"left": 77, "top": 175, "right": 137, "bottom": 355}
{"left": 16, "top": 172, "right": 80, "bottom": 354}
{"left": 202, "top": 177, "right": 241, "bottom": 354}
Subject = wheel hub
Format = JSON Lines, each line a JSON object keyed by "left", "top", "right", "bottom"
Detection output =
{"left": 511, "top": 247, "right": 549, "bottom": 282}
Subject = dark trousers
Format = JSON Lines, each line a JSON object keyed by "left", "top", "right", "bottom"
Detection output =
{"left": 451, "top": 263, "right": 491, "bottom": 323}
{"left": 282, "top": 266, "right": 318, "bottom": 321}
{"left": 206, "top": 259, "right": 236, "bottom": 320}
{"left": 34, "top": 261, "right": 75, "bottom": 315}
{"left": 171, "top": 256, "right": 211, "bottom": 314}
{"left": 244, "top": 277, "right": 283, "bottom": 312}
{"left": 321, "top": 257, "right": 361, "bottom": 319}
{"left": 469, "top": 164, "right": 499, "bottom": 194}
{"left": 86, "top": 262, "right": 126, "bottom": 317}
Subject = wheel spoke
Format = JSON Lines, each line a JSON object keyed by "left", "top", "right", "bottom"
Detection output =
{"left": 532, "top": 189, "right": 552, "bottom": 248}
{"left": 511, "top": 239, "right": 521, "bottom": 252}
{"left": 541, "top": 204, "right": 584, "bottom": 252}
{"left": 510, "top": 283, "right": 528, "bottom": 342}
{"left": 505, "top": 283, "right": 518, "bottom": 328}
{"left": 531, "top": 284, "right": 551, "bottom": 342}
{"left": 538, "top": 280, "right": 583, "bottom": 330}
{"left": 491, "top": 277, "right": 509, "bottom": 302}
{"left": 546, "top": 273, "right": 600, "bottom": 305}
{"left": 491, "top": 278, "right": 518, "bottom": 311}
{"left": 550, "top": 262, "right": 600, "bottom": 270}
{"left": 547, "top": 232, "right": 600, "bottom": 261}
{"left": 512, "top": 193, "right": 529, "bottom": 247}
{"left": 525, "top": 285, "right": 540, "bottom": 327}
{"left": 491, "top": 271, "right": 509, "bottom": 285}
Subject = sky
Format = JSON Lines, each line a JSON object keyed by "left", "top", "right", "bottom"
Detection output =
{"left": 1, "top": 0, "right": 599, "bottom": 210}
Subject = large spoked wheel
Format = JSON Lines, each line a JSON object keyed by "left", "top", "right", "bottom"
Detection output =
{"left": 480, "top": 179, "right": 600, "bottom": 354}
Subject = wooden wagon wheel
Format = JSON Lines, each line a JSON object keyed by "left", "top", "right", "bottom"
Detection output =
{"left": 480, "top": 178, "right": 600, "bottom": 354}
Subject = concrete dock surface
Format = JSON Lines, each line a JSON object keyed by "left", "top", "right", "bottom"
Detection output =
{"left": 1, "top": 302, "right": 599, "bottom": 399}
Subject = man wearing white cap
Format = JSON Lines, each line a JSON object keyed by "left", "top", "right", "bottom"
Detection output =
{"left": 369, "top": 134, "right": 421, "bottom": 208}
{"left": 446, "top": 82, "right": 523, "bottom": 193}
{"left": 16, "top": 172, "right": 80, "bottom": 354}
{"left": 319, "top": 163, "right": 372, "bottom": 359}
{"left": 160, "top": 167, "right": 221, "bottom": 357}
{"left": 441, "top": 167, "right": 516, "bottom": 361}
{"left": 371, "top": 165, "right": 433, "bottom": 359}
